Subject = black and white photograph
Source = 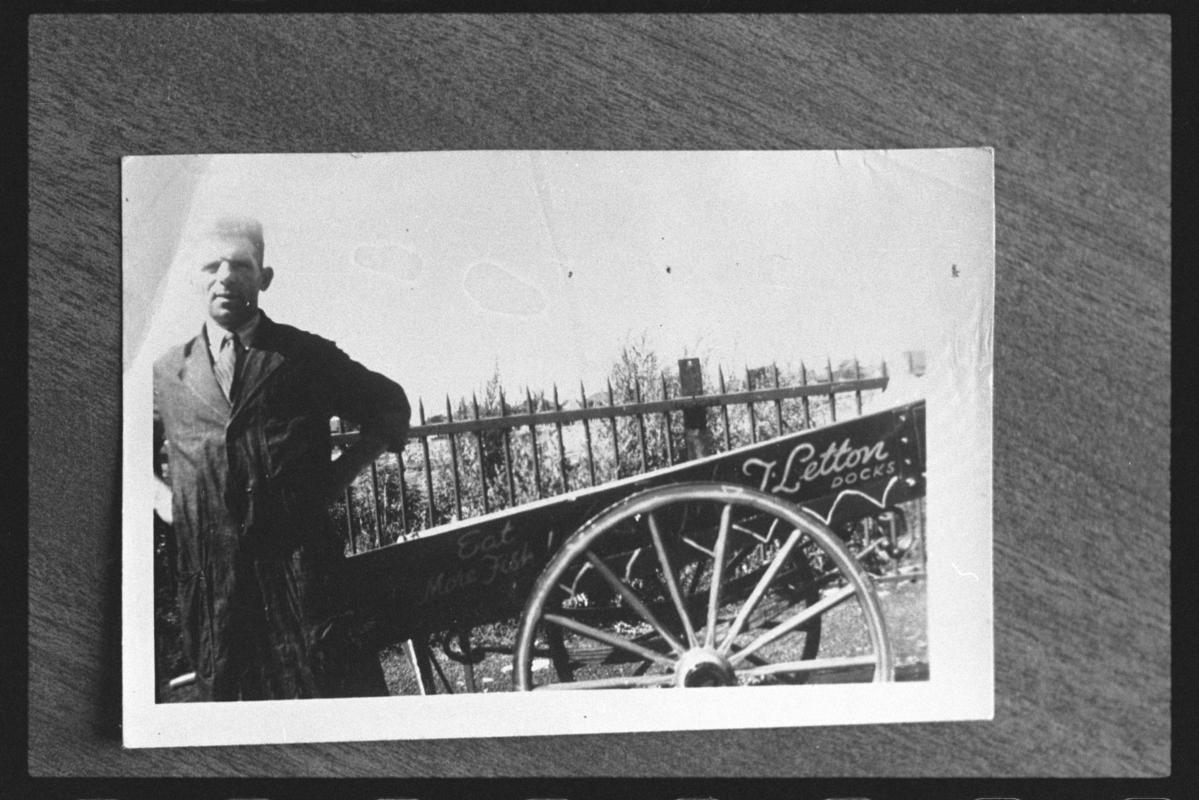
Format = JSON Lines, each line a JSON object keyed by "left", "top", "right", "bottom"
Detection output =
{"left": 121, "top": 148, "right": 994, "bottom": 746}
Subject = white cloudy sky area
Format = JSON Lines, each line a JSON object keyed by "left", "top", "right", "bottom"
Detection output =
{"left": 124, "top": 149, "right": 992, "bottom": 407}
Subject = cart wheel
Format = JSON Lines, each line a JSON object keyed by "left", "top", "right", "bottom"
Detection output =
{"left": 513, "top": 482, "right": 893, "bottom": 690}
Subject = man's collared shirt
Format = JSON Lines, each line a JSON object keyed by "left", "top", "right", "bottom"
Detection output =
{"left": 205, "top": 310, "right": 263, "bottom": 363}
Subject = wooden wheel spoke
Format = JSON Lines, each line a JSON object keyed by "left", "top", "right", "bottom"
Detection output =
{"left": 704, "top": 504, "right": 734, "bottom": 648}
{"left": 718, "top": 528, "right": 803, "bottom": 654}
{"left": 583, "top": 550, "right": 687, "bottom": 655}
{"left": 534, "top": 673, "right": 674, "bottom": 690}
{"left": 647, "top": 512, "right": 699, "bottom": 648}
{"left": 543, "top": 613, "right": 676, "bottom": 667}
{"left": 729, "top": 584, "right": 856, "bottom": 666}
{"left": 738, "top": 654, "right": 878, "bottom": 678}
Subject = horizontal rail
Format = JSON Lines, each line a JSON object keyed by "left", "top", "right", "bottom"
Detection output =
{"left": 333, "top": 375, "right": 889, "bottom": 442}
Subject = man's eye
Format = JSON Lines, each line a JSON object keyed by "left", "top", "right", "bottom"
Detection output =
{"left": 201, "top": 260, "right": 251, "bottom": 272}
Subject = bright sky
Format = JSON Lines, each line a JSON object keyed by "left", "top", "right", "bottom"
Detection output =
{"left": 124, "top": 149, "right": 993, "bottom": 406}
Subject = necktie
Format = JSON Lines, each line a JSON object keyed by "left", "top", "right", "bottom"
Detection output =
{"left": 214, "top": 332, "right": 242, "bottom": 402}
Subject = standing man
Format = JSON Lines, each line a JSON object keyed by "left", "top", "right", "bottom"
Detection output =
{"left": 153, "top": 216, "right": 410, "bottom": 701}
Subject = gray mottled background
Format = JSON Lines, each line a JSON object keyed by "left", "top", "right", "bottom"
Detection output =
{"left": 28, "top": 14, "right": 1169, "bottom": 777}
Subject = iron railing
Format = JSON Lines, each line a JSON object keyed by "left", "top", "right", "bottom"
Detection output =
{"left": 330, "top": 358, "right": 890, "bottom": 554}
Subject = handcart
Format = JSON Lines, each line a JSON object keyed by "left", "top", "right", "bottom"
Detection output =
{"left": 344, "top": 400, "right": 925, "bottom": 692}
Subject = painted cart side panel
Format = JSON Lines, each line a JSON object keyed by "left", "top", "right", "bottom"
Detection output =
{"left": 344, "top": 400, "right": 925, "bottom": 642}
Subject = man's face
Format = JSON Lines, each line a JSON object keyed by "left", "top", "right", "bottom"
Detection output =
{"left": 194, "top": 232, "right": 273, "bottom": 328}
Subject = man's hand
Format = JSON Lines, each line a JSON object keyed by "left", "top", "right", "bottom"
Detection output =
{"left": 328, "top": 434, "right": 392, "bottom": 503}
{"left": 154, "top": 475, "right": 173, "bottom": 524}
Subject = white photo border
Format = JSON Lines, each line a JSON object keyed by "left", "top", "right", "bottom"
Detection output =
{"left": 122, "top": 148, "right": 994, "bottom": 747}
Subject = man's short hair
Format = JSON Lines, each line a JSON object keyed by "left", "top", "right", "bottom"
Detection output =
{"left": 199, "top": 215, "right": 265, "bottom": 266}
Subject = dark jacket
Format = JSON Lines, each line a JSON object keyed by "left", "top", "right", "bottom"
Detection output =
{"left": 154, "top": 313, "right": 409, "bottom": 700}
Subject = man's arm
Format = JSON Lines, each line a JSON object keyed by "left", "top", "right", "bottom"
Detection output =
{"left": 322, "top": 343, "right": 411, "bottom": 501}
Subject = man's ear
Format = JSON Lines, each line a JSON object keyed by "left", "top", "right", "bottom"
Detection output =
{"left": 260, "top": 265, "right": 274, "bottom": 291}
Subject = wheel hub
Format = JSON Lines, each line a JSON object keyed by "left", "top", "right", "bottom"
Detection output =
{"left": 674, "top": 648, "right": 736, "bottom": 687}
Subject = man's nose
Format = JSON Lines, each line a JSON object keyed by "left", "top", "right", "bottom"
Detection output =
{"left": 213, "top": 259, "right": 234, "bottom": 282}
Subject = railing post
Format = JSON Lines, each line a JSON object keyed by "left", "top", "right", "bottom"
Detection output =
{"left": 499, "top": 387, "right": 517, "bottom": 506}
{"left": 368, "top": 459, "right": 382, "bottom": 548}
{"left": 717, "top": 366, "right": 733, "bottom": 450}
{"left": 799, "top": 361, "right": 812, "bottom": 428}
{"left": 854, "top": 357, "right": 863, "bottom": 416}
{"left": 445, "top": 396, "right": 463, "bottom": 520}
{"left": 633, "top": 375, "right": 649, "bottom": 472}
{"left": 552, "top": 384, "right": 570, "bottom": 492}
{"left": 679, "top": 358, "right": 711, "bottom": 460}
{"left": 471, "top": 393, "right": 489, "bottom": 514}
{"left": 745, "top": 366, "right": 758, "bottom": 443}
{"left": 660, "top": 372, "right": 675, "bottom": 465}
{"left": 606, "top": 379, "right": 620, "bottom": 478}
{"left": 527, "top": 388, "right": 544, "bottom": 498}
{"left": 772, "top": 362, "right": 785, "bottom": 434}
{"left": 419, "top": 400, "right": 435, "bottom": 528}
{"left": 580, "top": 381, "right": 597, "bottom": 485}
{"left": 395, "top": 452, "right": 408, "bottom": 540}
{"left": 826, "top": 357, "right": 837, "bottom": 423}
